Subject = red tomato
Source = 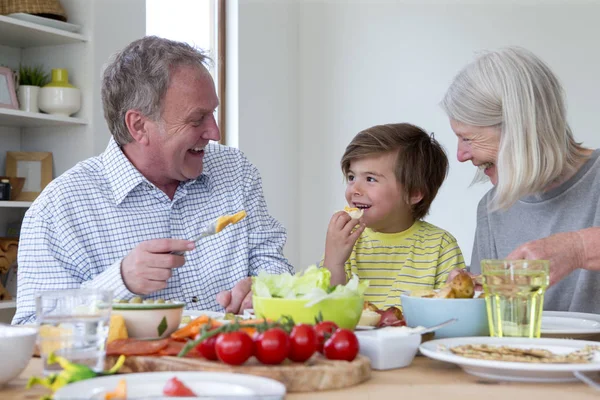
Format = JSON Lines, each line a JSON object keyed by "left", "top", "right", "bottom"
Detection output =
{"left": 163, "top": 376, "right": 196, "bottom": 397}
{"left": 314, "top": 321, "right": 339, "bottom": 353}
{"left": 194, "top": 333, "right": 219, "bottom": 361}
{"left": 288, "top": 324, "right": 317, "bottom": 362}
{"left": 323, "top": 328, "right": 359, "bottom": 361}
{"left": 254, "top": 327, "right": 290, "bottom": 365}
{"left": 215, "top": 331, "right": 254, "bottom": 365}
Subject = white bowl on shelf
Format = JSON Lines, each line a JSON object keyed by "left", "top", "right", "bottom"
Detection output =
{"left": 0, "top": 324, "right": 37, "bottom": 386}
{"left": 38, "top": 87, "right": 81, "bottom": 117}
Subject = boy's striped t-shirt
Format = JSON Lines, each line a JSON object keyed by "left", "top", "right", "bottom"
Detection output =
{"left": 343, "top": 220, "right": 465, "bottom": 309}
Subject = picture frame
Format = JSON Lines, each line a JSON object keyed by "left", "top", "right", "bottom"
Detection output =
{"left": 0, "top": 67, "right": 18, "bottom": 110}
{"left": 5, "top": 152, "right": 53, "bottom": 201}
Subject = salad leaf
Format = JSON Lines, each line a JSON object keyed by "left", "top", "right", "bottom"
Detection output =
{"left": 252, "top": 265, "right": 368, "bottom": 306}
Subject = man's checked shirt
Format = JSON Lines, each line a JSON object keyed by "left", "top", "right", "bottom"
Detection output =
{"left": 13, "top": 138, "right": 293, "bottom": 324}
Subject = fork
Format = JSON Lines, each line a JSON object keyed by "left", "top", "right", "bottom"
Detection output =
{"left": 172, "top": 210, "right": 246, "bottom": 255}
{"left": 574, "top": 371, "right": 600, "bottom": 391}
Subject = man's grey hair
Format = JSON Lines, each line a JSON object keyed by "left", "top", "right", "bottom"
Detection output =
{"left": 441, "top": 46, "right": 586, "bottom": 210}
{"left": 101, "top": 35, "right": 212, "bottom": 146}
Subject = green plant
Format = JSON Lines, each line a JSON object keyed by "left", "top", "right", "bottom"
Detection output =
{"left": 18, "top": 65, "right": 50, "bottom": 87}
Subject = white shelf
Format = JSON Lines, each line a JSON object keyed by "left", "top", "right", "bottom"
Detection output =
{"left": 0, "top": 108, "right": 87, "bottom": 128}
{"left": 0, "top": 15, "right": 87, "bottom": 47}
{"left": 0, "top": 300, "right": 16, "bottom": 310}
{"left": 0, "top": 201, "right": 32, "bottom": 208}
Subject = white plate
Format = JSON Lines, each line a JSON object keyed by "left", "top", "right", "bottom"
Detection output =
{"left": 7, "top": 13, "right": 81, "bottom": 33}
{"left": 542, "top": 311, "right": 600, "bottom": 339}
{"left": 419, "top": 336, "right": 600, "bottom": 383}
{"left": 54, "top": 371, "right": 286, "bottom": 399}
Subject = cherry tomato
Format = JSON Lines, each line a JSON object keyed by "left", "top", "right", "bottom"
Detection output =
{"left": 194, "top": 333, "right": 219, "bottom": 361}
{"left": 288, "top": 324, "right": 317, "bottom": 362}
{"left": 215, "top": 331, "right": 254, "bottom": 365}
{"left": 323, "top": 328, "right": 359, "bottom": 361}
{"left": 163, "top": 376, "right": 197, "bottom": 397}
{"left": 254, "top": 327, "right": 290, "bottom": 365}
{"left": 314, "top": 321, "right": 339, "bottom": 353}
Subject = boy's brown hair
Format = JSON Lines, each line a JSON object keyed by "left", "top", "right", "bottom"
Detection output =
{"left": 341, "top": 123, "right": 448, "bottom": 220}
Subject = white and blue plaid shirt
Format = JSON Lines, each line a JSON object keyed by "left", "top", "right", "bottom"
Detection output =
{"left": 13, "top": 138, "right": 293, "bottom": 324}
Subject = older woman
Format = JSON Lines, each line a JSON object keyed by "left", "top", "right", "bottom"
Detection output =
{"left": 441, "top": 47, "right": 600, "bottom": 313}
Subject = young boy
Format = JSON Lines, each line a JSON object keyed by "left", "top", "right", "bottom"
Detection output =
{"left": 321, "top": 123, "right": 466, "bottom": 309}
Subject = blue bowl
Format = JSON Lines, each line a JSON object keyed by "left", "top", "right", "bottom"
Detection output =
{"left": 400, "top": 294, "right": 489, "bottom": 338}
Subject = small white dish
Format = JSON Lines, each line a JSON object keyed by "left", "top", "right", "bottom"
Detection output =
{"left": 420, "top": 336, "right": 600, "bottom": 383}
{"left": 54, "top": 371, "right": 286, "bottom": 399}
{"left": 355, "top": 327, "right": 422, "bottom": 370}
{"left": 112, "top": 301, "right": 184, "bottom": 339}
{"left": 7, "top": 13, "right": 81, "bottom": 33}
{"left": 0, "top": 324, "right": 37, "bottom": 386}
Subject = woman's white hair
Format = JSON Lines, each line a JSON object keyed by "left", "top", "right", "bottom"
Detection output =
{"left": 441, "top": 46, "right": 586, "bottom": 210}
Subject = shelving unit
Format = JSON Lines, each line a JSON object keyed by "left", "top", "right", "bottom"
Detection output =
{"left": 0, "top": 7, "right": 93, "bottom": 321}
{"left": 0, "top": 300, "right": 16, "bottom": 310}
{"left": 0, "top": 108, "right": 87, "bottom": 128}
{"left": 0, "top": 15, "right": 87, "bottom": 47}
{"left": 0, "top": 201, "right": 32, "bottom": 208}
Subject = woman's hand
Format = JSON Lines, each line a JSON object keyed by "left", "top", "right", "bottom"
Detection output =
{"left": 506, "top": 231, "right": 586, "bottom": 286}
{"left": 323, "top": 211, "right": 365, "bottom": 285}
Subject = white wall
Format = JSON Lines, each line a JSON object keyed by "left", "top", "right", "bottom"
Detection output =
{"left": 233, "top": 1, "right": 600, "bottom": 270}
{"left": 235, "top": 0, "right": 301, "bottom": 267}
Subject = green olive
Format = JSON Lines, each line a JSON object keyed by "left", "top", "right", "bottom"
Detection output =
{"left": 129, "top": 297, "right": 142, "bottom": 304}
{"left": 143, "top": 299, "right": 155, "bottom": 304}
{"left": 156, "top": 299, "right": 165, "bottom": 304}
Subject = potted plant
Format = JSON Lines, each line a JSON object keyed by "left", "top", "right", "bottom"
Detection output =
{"left": 17, "top": 65, "right": 50, "bottom": 113}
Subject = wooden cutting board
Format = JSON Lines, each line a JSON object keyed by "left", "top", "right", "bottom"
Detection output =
{"left": 106, "top": 354, "right": 371, "bottom": 392}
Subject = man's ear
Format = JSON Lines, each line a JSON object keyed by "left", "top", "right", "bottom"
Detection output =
{"left": 409, "top": 191, "right": 424, "bottom": 205}
{"left": 125, "top": 109, "right": 150, "bottom": 145}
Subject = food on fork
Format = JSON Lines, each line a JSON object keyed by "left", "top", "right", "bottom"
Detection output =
{"left": 344, "top": 206, "right": 364, "bottom": 219}
{"left": 215, "top": 210, "right": 247, "bottom": 233}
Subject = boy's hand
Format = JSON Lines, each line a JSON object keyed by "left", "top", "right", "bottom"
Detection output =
{"left": 324, "top": 211, "right": 365, "bottom": 280}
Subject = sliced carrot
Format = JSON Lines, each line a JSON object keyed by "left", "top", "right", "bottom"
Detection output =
{"left": 105, "top": 378, "right": 126, "bottom": 400}
{"left": 170, "top": 316, "right": 222, "bottom": 340}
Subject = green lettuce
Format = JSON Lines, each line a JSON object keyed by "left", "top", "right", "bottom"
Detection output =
{"left": 252, "top": 265, "right": 369, "bottom": 305}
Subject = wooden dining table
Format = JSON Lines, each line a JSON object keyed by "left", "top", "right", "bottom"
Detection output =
{"left": 2, "top": 356, "right": 598, "bottom": 400}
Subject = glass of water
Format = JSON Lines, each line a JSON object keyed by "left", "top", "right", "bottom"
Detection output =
{"left": 481, "top": 259, "right": 550, "bottom": 338}
{"left": 36, "top": 289, "right": 113, "bottom": 375}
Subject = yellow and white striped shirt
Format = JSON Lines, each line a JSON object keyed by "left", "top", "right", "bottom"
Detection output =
{"left": 340, "top": 220, "right": 465, "bottom": 309}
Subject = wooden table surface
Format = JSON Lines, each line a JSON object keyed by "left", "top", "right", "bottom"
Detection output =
{"left": 2, "top": 356, "right": 599, "bottom": 399}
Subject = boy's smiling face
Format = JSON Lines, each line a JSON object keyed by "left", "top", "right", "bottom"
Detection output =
{"left": 345, "top": 151, "right": 418, "bottom": 233}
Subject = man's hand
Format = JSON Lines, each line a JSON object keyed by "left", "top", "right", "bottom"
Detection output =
{"left": 323, "top": 211, "right": 365, "bottom": 285}
{"left": 121, "top": 239, "right": 195, "bottom": 295}
{"left": 216, "top": 277, "right": 252, "bottom": 314}
{"left": 507, "top": 231, "right": 585, "bottom": 286}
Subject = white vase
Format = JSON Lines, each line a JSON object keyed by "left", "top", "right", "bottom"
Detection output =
{"left": 38, "top": 87, "right": 81, "bottom": 117}
{"left": 17, "top": 85, "right": 40, "bottom": 113}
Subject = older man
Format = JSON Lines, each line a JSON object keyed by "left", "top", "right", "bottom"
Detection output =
{"left": 13, "top": 36, "right": 293, "bottom": 324}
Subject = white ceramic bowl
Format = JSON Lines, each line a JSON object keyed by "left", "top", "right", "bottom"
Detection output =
{"left": 0, "top": 324, "right": 37, "bottom": 386}
{"left": 355, "top": 328, "right": 422, "bottom": 370}
{"left": 111, "top": 302, "right": 184, "bottom": 339}
{"left": 38, "top": 87, "right": 81, "bottom": 117}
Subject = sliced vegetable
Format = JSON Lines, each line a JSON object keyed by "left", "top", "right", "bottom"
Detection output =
{"left": 163, "top": 376, "right": 197, "bottom": 397}
{"left": 104, "top": 378, "right": 127, "bottom": 400}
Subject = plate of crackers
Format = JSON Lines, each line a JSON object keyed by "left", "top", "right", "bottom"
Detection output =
{"left": 419, "top": 336, "right": 600, "bottom": 382}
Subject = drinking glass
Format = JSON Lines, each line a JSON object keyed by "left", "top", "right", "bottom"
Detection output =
{"left": 36, "top": 289, "right": 112, "bottom": 375}
{"left": 481, "top": 259, "right": 549, "bottom": 338}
